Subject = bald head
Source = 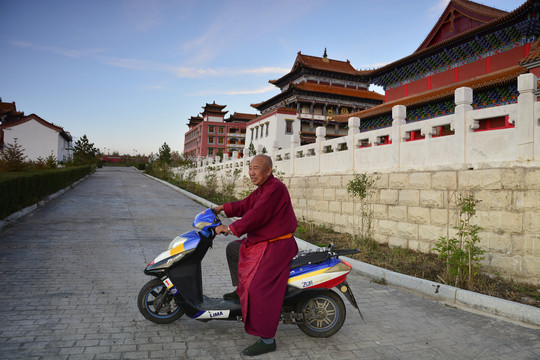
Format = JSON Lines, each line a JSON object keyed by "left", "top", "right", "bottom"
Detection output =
{"left": 249, "top": 154, "right": 273, "bottom": 187}
{"left": 252, "top": 154, "right": 272, "bottom": 170}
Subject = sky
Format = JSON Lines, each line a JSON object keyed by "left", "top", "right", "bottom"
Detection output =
{"left": 0, "top": 0, "right": 525, "bottom": 156}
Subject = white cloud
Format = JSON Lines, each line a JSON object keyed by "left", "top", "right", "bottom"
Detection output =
{"left": 234, "top": 67, "right": 289, "bottom": 75}
{"left": 7, "top": 39, "right": 104, "bottom": 58}
{"left": 6, "top": 39, "right": 287, "bottom": 79}
{"left": 359, "top": 61, "right": 391, "bottom": 70}
{"left": 192, "top": 84, "right": 277, "bottom": 97}
{"left": 223, "top": 85, "right": 277, "bottom": 95}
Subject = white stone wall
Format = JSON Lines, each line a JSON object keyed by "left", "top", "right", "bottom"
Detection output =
{"left": 280, "top": 168, "right": 540, "bottom": 285}
{"left": 183, "top": 74, "right": 540, "bottom": 284}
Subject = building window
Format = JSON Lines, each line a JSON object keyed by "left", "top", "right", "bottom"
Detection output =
{"left": 255, "top": 126, "right": 259, "bottom": 139}
{"left": 218, "top": 137, "right": 224, "bottom": 144}
{"left": 218, "top": 127, "right": 225, "bottom": 134}
{"left": 265, "top": 123, "right": 269, "bottom": 137}
{"left": 208, "top": 148, "right": 214, "bottom": 156}
{"left": 285, "top": 120, "right": 293, "bottom": 134}
{"left": 209, "top": 126, "right": 215, "bottom": 133}
{"left": 208, "top": 136, "right": 215, "bottom": 144}
{"left": 250, "top": 128, "right": 254, "bottom": 141}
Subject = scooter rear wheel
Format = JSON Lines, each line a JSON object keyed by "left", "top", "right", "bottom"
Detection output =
{"left": 138, "top": 278, "right": 184, "bottom": 324}
{"left": 296, "top": 290, "right": 346, "bottom": 338}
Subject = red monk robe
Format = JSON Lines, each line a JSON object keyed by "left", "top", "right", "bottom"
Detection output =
{"left": 223, "top": 174, "right": 298, "bottom": 338}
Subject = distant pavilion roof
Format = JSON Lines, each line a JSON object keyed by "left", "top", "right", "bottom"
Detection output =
{"left": 269, "top": 51, "right": 370, "bottom": 88}
{"left": 226, "top": 112, "right": 257, "bottom": 123}
{"left": 201, "top": 101, "right": 228, "bottom": 117}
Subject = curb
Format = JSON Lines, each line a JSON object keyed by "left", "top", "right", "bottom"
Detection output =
{"left": 144, "top": 173, "right": 540, "bottom": 327}
{"left": 0, "top": 173, "right": 92, "bottom": 231}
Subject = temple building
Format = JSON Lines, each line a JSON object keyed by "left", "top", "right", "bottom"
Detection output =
{"left": 245, "top": 50, "right": 384, "bottom": 154}
{"left": 183, "top": 102, "right": 255, "bottom": 158}
{"left": 0, "top": 98, "right": 25, "bottom": 150}
{"left": 335, "top": 0, "right": 540, "bottom": 134}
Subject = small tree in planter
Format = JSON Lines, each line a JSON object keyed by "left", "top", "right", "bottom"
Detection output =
{"left": 347, "top": 172, "right": 379, "bottom": 247}
{"left": 434, "top": 193, "right": 484, "bottom": 288}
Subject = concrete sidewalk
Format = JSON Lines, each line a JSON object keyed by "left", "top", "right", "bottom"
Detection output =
{"left": 0, "top": 167, "right": 538, "bottom": 360}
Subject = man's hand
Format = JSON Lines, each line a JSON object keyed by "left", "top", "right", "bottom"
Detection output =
{"left": 215, "top": 224, "right": 231, "bottom": 235}
{"left": 213, "top": 205, "right": 224, "bottom": 214}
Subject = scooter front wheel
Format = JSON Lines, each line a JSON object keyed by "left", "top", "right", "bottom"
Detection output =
{"left": 138, "top": 278, "right": 184, "bottom": 324}
{"left": 296, "top": 290, "right": 346, "bottom": 338}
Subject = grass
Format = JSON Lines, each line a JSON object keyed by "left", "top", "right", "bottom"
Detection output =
{"left": 295, "top": 221, "right": 540, "bottom": 308}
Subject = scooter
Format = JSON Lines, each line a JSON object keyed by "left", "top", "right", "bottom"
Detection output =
{"left": 137, "top": 208, "right": 363, "bottom": 338}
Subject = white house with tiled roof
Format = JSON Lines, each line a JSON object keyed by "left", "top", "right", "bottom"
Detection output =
{"left": 1, "top": 114, "right": 73, "bottom": 162}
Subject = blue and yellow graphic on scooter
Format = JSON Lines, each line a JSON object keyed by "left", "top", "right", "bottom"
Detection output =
{"left": 146, "top": 230, "right": 201, "bottom": 271}
{"left": 288, "top": 257, "right": 351, "bottom": 289}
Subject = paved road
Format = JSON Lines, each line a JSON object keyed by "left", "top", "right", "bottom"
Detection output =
{"left": 0, "top": 167, "right": 538, "bottom": 360}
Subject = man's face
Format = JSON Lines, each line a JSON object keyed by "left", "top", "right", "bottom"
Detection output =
{"left": 249, "top": 156, "right": 272, "bottom": 187}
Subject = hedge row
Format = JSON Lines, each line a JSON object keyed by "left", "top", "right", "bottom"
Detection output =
{"left": 0, "top": 165, "right": 94, "bottom": 220}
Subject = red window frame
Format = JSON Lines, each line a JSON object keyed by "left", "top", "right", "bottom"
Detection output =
{"left": 405, "top": 130, "right": 425, "bottom": 142}
{"left": 377, "top": 135, "right": 392, "bottom": 146}
{"left": 474, "top": 116, "right": 514, "bottom": 132}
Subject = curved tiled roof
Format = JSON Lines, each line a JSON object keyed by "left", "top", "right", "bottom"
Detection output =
{"left": 520, "top": 38, "right": 540, "bottom": 65}
{"left": 372, "top": 0, "right": 532, "bottom": 76}
{"left": 416, "top": 0, "right": 508, "bottom": 52}
{"left": 291, "top": 82, "right": 384, "bottom": 101}
{"left": 251, "top": 81, "right": 384, "bottom": 112}
{"left": 334, "top": 65, "right": 526, "bottom": 122}
{"left": 3, "top": 113, "right": 72, "bottom": 141}
{"left": 269, "top": 52, "right": 369, "bottom": 86}
{"left": 293, "top": 52, "right": 366, "bottom": 76}
{"left": 227, "top": 112, "right": 257, "bottom": 122}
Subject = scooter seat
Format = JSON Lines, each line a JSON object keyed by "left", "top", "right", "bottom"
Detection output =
{"left": 290, "top": 250, "right": 330, "bottom": 269}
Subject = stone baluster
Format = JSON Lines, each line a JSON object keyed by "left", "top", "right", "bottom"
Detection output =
{"left": 456, "top": 87, "right": 473, "bottom": 167}
{"left": 392, "top": 105, "right": 406, "bottom": 169}
{"left": 517, "top": 73, "right": 537, "bottom": 161}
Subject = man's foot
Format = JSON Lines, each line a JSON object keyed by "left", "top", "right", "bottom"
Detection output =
{"left": 223, "top": 290, "right": 239, "bottom": 300}
{"left": 242, "top": 339, "right": 276, "bottom": 356}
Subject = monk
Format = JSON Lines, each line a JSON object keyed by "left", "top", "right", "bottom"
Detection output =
{"left": 214, "top": 154, "right": 298, "bottom": 356}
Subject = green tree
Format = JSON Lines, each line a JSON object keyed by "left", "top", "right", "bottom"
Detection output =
{"left": 45, "top": 152, "right": 58, "bottom": 169}
{"left": 73, "top": 135, "right": 97, "bottom": 164}
{"left": 0, "top": 138, "right": 27, "bottom": 172}
{"left": 434, "top": 193, "right": 484, "bottom": 288}
{"left": 248, "top": 142, "right": 256, "bottom": 156}
{"left": 158, "top": 142, "right": 172, "bottom": 164}
{"left": 347, "top": 172, "right": 379, "bottom": 246}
